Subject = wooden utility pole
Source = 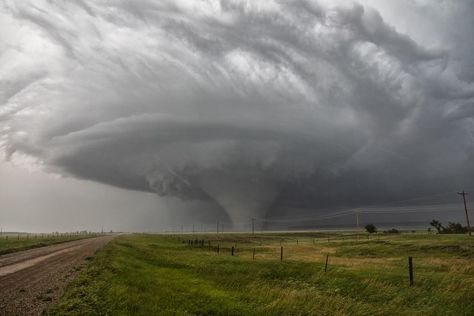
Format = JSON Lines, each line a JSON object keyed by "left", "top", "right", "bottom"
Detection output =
{"left": 408, "top": 257, "right": 414, "bottom": 286}
{"left": 458, "top": 191, "right": 472, "bottom": 236}
{"left": 355, "top": 210, "right": 360, "bottom": 240}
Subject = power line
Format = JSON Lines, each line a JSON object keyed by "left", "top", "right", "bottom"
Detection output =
{"left": 258, "top": 204, "right": 461, "bottom": 224}
{"left": 360, "top": 191, "right": 459, "bottom": 208}
{"left": 206, "top": 191, "right": 467, "bottom": 229}
{"left": 254, "top": 190, "right": 461, "bottom": 224}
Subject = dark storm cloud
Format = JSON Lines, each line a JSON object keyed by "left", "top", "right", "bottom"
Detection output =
{"left": 1, "top": 0, "right": 473, "bottom": 223}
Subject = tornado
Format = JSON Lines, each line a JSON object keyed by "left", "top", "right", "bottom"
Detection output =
{"left": 196, "top": 169, "right": 281, "bottom": 229}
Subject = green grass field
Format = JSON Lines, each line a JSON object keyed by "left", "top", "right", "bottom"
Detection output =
{"left": 0, "top": 233, "right": 100, "bottom": 255}
{"left": 50, "top": 232, "right": 474, "bottom": 315}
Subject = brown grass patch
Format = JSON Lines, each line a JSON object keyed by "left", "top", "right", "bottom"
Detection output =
{"left": 236, "top": 243, "right": 399, "bottom": 268}
{"left": 420, "top": 257, "right": 474, "bottom": 274}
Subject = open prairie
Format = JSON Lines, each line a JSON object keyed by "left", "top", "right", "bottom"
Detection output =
{"left": 0, "top": 233, "right": 101, "bottom": 256}
{"left": 49, "top": 232, "right": 474, "bottom": 315}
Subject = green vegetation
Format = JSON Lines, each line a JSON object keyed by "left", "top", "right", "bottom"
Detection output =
{"left": 430, "top": 219, "right": 468, "bottom": 234}
{"left": 364, "top": 224, "right": 377, "bottom": 234}
{"left": 50, "top": 232, "right": 474, "bottom": 315}
{"left": 0, "top": 233, "right": 100, "bottom": 255}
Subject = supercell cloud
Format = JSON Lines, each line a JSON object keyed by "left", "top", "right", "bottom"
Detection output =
{"left": 1, "top": 0, "right": 474, "bottom": 225}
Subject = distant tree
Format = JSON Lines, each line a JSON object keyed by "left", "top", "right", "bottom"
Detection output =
{"left": 445, "top": 222, "right": 467, "bottom": 234}
{"left": 430, "top": 220, "right": 444, "bottom": 233}
{"left": 384, "top": 228, "right": 399, "bottom": 234}
{"left": 430, "top": 219, "right": 467, "bottom": 234}
{"left": 365, "top": 223, "right": 377, "bottom": 234}
{"left": 427, "top": 227, "right": 432, "bottom": 233}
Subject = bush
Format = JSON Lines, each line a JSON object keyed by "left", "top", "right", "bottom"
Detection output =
{"left": 445, "top": 222, "right": 467, "bottom": 234}
{"left": 365, "top": 224, "right": 377, "bottom": 234}
{"left": 429, "top": 219, "right": 467, "bottom": 234}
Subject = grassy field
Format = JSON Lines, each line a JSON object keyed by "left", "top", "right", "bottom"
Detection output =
{"left": 50, "top": 232, "right": 474, "bottom": 315}
{"left": 0, "top": 233, "right": 100, "bottom": 255}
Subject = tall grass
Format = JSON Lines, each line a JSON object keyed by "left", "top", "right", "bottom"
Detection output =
{"left": 50, "top": 232, "right": 474, "bottom": 315}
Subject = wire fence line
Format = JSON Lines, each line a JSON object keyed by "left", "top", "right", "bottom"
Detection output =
{"left": 178, "top": 233, "right": 435, "bottom": 286}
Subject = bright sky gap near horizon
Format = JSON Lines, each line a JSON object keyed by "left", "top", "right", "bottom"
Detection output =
{"left": 1, "top": 0, "right": 473, "bottom": 232}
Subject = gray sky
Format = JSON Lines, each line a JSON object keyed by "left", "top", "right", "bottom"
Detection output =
{"left": 1, "top": 0, "right": 473, "bottom": 232}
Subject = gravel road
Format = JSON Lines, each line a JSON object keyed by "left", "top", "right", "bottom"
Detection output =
{"left": 0, "top": 235, "right": 114, "bottom": 315}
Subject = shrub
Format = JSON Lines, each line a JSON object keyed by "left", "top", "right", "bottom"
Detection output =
{"left": 365, "top": 224, "right": 377, "bottom": 234}
{"left": 429, "top": 219, "right": 467, "bottom": 234}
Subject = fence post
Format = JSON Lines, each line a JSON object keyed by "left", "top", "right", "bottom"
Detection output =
{"left": 324, "top": 254, "right": 329, "bottom": 272}
{"left": 217, "top": 244, "right": 220, "bottom": 254}
{"left": 296, "top": 239, "right": 298, "bottom": 245}
{"left": 408, "top": 257, "right": 414, "bottom": 286}
{"left": 231, "top": 246, "right": 234, "bottom": 256}
{"left": 280, "top": 246, "right": 283, "bottom": 261}
{"left": 253, "top": 248, "right": 255, "bottom": 260}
